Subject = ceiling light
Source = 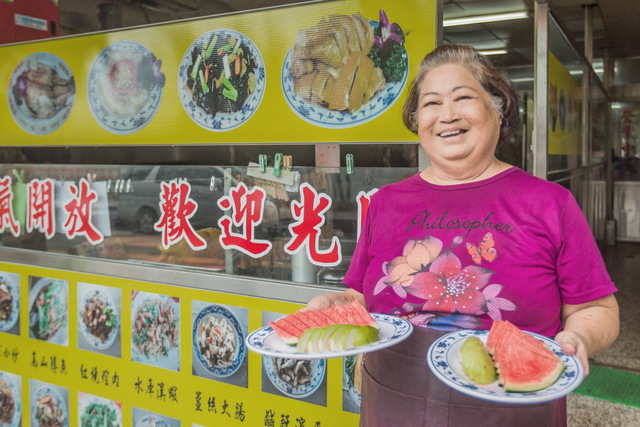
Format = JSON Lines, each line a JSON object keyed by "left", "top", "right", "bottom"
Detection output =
{"left": 443, "top": 11, "right": 529, "bottom": 27}
{"left": 478, "top": 49, "right": 508, "bottom": 55}
{"left": 611, "top": 103, "right": 622, "bottom": 109}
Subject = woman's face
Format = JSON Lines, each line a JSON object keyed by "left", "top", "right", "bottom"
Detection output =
{"left": 416, "top": 63, "right": 502, "bottom": 171}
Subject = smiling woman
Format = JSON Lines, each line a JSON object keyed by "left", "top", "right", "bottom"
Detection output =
{"left": 303, "top": 44, "right": 619, "bottom": 427}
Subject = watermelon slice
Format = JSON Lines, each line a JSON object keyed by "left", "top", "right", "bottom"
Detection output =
{"left": 268, "top": 301, "right": 380, "bottom": 348}
{"left": 487, "top": 320, "right": 565, "bottom": 392}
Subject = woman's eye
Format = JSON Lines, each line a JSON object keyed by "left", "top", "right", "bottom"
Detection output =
{"left": 456, "top": 95, "right": 474, "bottom": 101}
{"left": 422, "top": 101, "right": 438, "bottom": 107}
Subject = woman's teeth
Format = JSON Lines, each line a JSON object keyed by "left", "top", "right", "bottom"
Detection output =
{"left": 439, "top": 130, "right": 466, "bottom": 137}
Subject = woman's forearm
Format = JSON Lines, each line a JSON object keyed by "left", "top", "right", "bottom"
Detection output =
{"left": 562, "top": 295, "right": 619, "bottom": 356}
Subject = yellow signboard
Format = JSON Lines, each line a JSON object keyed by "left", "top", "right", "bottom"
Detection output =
{"left": 0, "top": 0, "right": 436, "bottom": 146}
{"left": 548, "top": 52, "right": 581, "bottom": 155}
{"left": 0, "top": 263, "right": 362, "bottom": 426}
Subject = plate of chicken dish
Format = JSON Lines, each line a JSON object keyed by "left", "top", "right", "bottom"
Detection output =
{"left": 282, "top": 9, "right": 408, "bottom": 128}
{"left": 8, "top": 52, "right": 75, "bottom": 135}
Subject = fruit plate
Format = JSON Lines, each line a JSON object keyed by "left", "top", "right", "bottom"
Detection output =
{"left": 427, "top": 329, "right": 585, "bottom": 404}
{"left": 246, "top": 313, "right": 413, "bottom": 360}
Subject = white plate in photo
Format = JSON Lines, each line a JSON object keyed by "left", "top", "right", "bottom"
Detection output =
{"left": 31, "top": 385, "right": 68, "bottom": 427}
{"left": 79, "top": 288, "right": 119, "bottom": 350}
{"left": 193, "top": 304, "right": 246, "bottom": 377}
{"left": 131, "top": 293, "right": 180, "bottom": 371}
{"left": 0, "top": 274, "right": 19, "bottom": 332}
{"left": 136, "top": 413, "right": 170, "bottom": 427}
{"left": 0, "top": 371, "right": 21, "bottom": 427}
{"left": 28, "top": 278, "right": 68, "bottom": 345}
{"left": 78, "top": 394, "right": 122, "bottom": 427}
{"left": 87, "top": 40, "right": 166, "bottom": 135}
{"left": 343, "top": 355, "right": 362, "bottom": 406}
{"left": 246, "top": 313, "right": 413, "bottom": 360}
{"left": 178, "top": 29, "right": 266, "bottom": 131}
{"left": 7, "top": 52, "right": 75, "bottom": 135}
{"left": 263, "top": 355, "right": 326, "bottom": 398}
{"left": 281, "top": 21, "right": 408, "bottom": 129}
{"left": 427, "top": 329, "right": 585, "bottom": 404}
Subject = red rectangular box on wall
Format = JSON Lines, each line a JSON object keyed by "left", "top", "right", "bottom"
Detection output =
{"left": 1, "top": 0, "right": 60, "bottom": 44}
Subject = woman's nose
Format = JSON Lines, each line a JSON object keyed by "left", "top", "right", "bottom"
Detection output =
{"left": 439, "top": 101, "right": 459, "bottom": 122}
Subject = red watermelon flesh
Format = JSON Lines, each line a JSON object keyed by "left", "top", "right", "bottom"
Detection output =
{"left": 293, "top": 310, "right": 323, "bottom": 328}
{"left": 268, "top": 321, "right": 299, "bottom": 345}
{"left": 488, "top": 320, "right": 565, "bottom": 392}
{"left": 498, "top": 338, "right": 565, "bottom": 392}
{"left": 345, "top": 300, "right": 381, "bottom": 329}
{"left": 332, "top": 304, "right": 358, "bottom": 324}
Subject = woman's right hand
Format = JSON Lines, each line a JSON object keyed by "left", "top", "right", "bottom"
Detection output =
{"left": 304, "top": 288, "right": 366, "bottom": 311}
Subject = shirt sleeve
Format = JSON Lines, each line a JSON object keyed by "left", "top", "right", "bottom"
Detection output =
{"left": 556, "top": 192, "right": 617, "bottom": 304}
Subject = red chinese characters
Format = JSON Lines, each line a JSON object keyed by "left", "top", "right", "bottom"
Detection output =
{"left": 217, "top": 182, "right": 272, "bottom": 258}
{"left": 356, "top": 189, "right": 378, "bottom": 239}
{"left": 285, "top": 183, "right": 341, "bottom": 267}
{"left": 63, "top": 178, "right": 104, "bottom": 244}
{"left": 154, "top": 179, "right": 206, "bottom": 251}
{"left": 0, "top": 176, "right": 20, "bottom": 237}
{"left": 27, "top": 178, "right": 55, "bottom": 239}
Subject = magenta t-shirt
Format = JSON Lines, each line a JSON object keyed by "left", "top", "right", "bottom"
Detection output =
{"left": 344, "top": 167, "right": 616, "bottom": 337}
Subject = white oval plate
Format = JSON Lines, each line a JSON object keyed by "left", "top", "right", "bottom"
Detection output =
{"left": 192, "top": 304, "right": 245, "bottom": 377}
{"left": 7, "top": 52, "right": 75, "bottom": 135}
{"left": 281, "top": 21, "right": 408, "bottom": 129}
{"left": 28, "top": 278, "right": 68, "bottom": 345}
{"left": 0, "top": 274, "right": 19, "bottom": 332}
{"left": 87, "top": 40, "right": 165, "bottom": 135}
{"left": 79, "top": 288, "right": 119, "bottom": 350}
{"left": 427, "top": 329, "right": 584, "bottom": 404}
{"left": 263, "top": 355, "right": 326, "bottom": 398}
{"left": 246, "top": 313, "right": 413, "bottom": 360}
{"left": 0, "top": 371, "right": 21, "bottom": 427}
{"left": 178, "top": 29, "right": 266, "bottom": 131}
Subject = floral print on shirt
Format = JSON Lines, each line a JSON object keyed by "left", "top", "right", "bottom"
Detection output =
{"left": 373, "top": 235, "right": 516, "bottom": 330}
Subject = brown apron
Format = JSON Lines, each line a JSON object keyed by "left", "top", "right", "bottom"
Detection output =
{"left": 360, "top": 326, "right": 566, "bottom": 427}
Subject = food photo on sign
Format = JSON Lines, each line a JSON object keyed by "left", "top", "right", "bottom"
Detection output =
{"left": 7, "top": 52, "right": 76, "bottom": 135}
{"left": 0, "top": 370, "right": 21, "bottom": 427}
{"left": 0, "top": 272, "right": 20, "bottom": 336}
{"left": 30, "top": 379, "right": 69, "bottom": 427}
{"left": 131, "top": 290, "right": 180, "bottom": 371}
{"left": 28, "top": 276, "right": 69, "bottom": 346}
{"left": 77, "top": 392, "right": 122, "bottom": 427}
{"left": 132, "top": 407, "right": 180, "bottom": 427}
{"left": 258, "top": 311, "right": 327, "bottom": 406}
{"left": 77, "top": 282, "right": 122, "bottom": 357}
{"left": 282, "top": 9, "right": 408, "bottom": 128}
{"left": 87, "top": 40, "right": 166, "bottom": 135}
{"left": 191, "top": 300, "right": 248, "bottom": 387}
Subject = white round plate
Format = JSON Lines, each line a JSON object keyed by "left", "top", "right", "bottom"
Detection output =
{"left": 28, "top": 278, "right": 68, "bottom": 345}
{"left": 31, "top": 385, "right": 67, "bottom": 427}
{"left": 263, "top": 355, "right": 326, "bottom": 398}
{"left": 281, "top": 21, "right": 408, "bottom": 129}
{"left": 246, "top": 313, "right": 413, "bottom": 360}
{"left": 0, "top": 371, "right": 21, "bottom": 427}
{"left": 7, "top": 52, "right": 75, "bottom": 135}
{"left": 0, "top": 274, "right": 19, "bottom": 332}
{"left": 178, "top": 29, "right": 266, "bottom": 131}
{"left": 78, "top": 394, "right": 122, "bottom": 427}
{"left": 87, "top": 41, "right": 165, "bottom": 135}
{"left": 427, "top": 329, "right": 585, "bottom": 404}
{"left": 131, "top": 292, "right": 180, "bottom": 371}
{"left": 79, "top": 288, "right": 119, "bottom": 350}
{"left": 192, "top": 304, "right": 245, "bottom": 377}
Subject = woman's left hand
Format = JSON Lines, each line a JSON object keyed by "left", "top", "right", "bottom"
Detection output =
{"left": 554, "top": 330, "right": 589, "bottom": 375}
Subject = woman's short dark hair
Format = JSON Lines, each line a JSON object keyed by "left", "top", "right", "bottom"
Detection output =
{"left": 402, "top": 44, "right": 519, "bottom": 148}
